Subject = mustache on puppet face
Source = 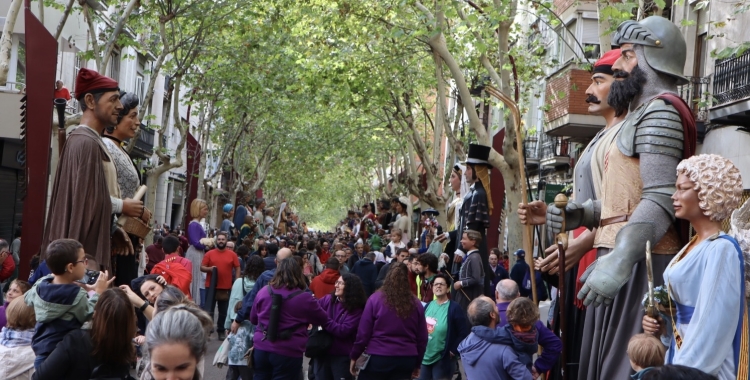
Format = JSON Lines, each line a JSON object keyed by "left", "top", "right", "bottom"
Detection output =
{"left": 585, "top": 94, "right": 601, "bottom": 104}
{"left": 613, "top": 70, "right": 630, "bottom": 79}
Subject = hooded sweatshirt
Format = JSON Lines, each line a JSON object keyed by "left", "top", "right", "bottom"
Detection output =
{"left": 24, "top": 275, "right": 98, "bottom": 361}
{"left": 310, "top": 268, "right": 340, "bottom": 299}
{"left": 249, "top": 286, "right": 328, "bottom": 358}
{"left": 458, "top": 325, "right": 533, "bottom": 380}
{"left": 225, "top": 276, "right": 256, "bottom": 329}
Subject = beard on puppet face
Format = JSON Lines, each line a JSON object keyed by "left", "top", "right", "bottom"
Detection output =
{"left": 608, "top": 65, "right": 648, "bottom": 117}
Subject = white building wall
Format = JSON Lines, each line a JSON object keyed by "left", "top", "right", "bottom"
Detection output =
{"left": 698, "top": 127, "right": 750, "bottom": 189}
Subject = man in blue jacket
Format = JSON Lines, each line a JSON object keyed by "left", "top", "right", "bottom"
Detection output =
{"left": 350, "top": 252, "right": 377, "bottom": 297}
{"left": 458, "top": 296, "right": 532, "bottom": 380}
{"left": 496, "top": 279, "right": 562, "bottom": 378}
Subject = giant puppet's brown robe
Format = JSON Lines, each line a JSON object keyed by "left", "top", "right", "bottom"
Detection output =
{"left": 41, "top": 126, "right": 113, "bottom": 269}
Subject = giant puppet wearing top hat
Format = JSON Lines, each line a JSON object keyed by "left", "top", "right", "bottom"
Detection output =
{"left": 439, "top": 143, "right": 495, "bottom": 308}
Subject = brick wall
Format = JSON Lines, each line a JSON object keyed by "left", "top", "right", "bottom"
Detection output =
{"left": 553, "top": 0, "right": 575, "bottom": 15}
{"left": 544, "top": 68, "right": 592, "bottom": 123}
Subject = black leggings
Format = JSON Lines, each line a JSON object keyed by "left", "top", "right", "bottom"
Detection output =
{"left": 357, "top": 355, "right": 417, "bottom": 380}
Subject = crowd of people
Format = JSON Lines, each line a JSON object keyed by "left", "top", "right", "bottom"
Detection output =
{"left": 4, "top": 15, "right": 750, "bottom": 380}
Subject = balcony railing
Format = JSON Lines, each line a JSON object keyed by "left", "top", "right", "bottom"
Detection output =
{"left": 677, "top": 76, "right": 710, "bottom": 122}
{"left": 540, "top": 135, "right": 570, "bottom": 167}
{"left": 65, "top": 97, "right": 79, "bottom": 114}
{"left": 131, "top": 127, "right": 155, "bottom": 159}
{"left": 524, "top": 135, "right": 539, "bottom": 161}
{"left": 713, "top": 50, "right": 750, "bottom": 106}
{"left": 541, "top": 136, "right": 569, "bottom": 158}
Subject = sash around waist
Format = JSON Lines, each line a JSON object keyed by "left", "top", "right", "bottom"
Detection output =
{"left": 674, "top": 301, "right": 695, "bottom": 325}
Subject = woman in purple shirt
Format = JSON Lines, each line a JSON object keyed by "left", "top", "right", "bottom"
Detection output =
{"left": 350, "top": 262, "right": 428, "bottom": 380}
{"left": 186, "top": 199, "right": 208, "bottom": 307}
{"left": 250, "top": 257, "right": 328, "bottom": 380}
{"left": 313, "top": 273, "right": 366, "bottom": 380}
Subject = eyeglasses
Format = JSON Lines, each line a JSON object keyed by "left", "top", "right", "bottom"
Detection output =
{"left": 74, "top": 258, "right": 89, "bottom": 266}
{"left": 432, "top": 282, "right": 447, "bottom": 287}
{"left": 335, "top": 281, "right": 345, "bottom": 286}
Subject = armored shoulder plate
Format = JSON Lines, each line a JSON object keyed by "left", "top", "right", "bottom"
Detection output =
{"left": 616, "top": 99, "right": 685, "bottom": 159}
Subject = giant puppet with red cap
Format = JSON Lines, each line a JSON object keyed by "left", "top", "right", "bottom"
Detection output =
{"left": 516, "top": 48, "right": 630, "bottom": 380}
{"left": 520, "top": 17, "right": 697, "bottom": 379}
{"left": 42, "top": 68, "right": 141, "bottom": 272}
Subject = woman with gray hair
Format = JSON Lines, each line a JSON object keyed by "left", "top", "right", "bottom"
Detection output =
{"left": 143, "top": 305, "right": 210, "bottom": 380}
{"left": 642, "top": 154, "right": 747, "bottom": 379}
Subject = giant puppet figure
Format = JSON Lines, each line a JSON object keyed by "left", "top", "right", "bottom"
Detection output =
{"left": 520, "top": 16, "right": 696, "bottom": 379}
{"left": 438, "top": 143, "right": 494, "bottom": 306}
{"left": 642, "top": 154, "right": 748, "bottom": 380}
{"left": 41, "top": 69, "right": 142, "bottom": 269}
{"left": 520, "top": 48, "right": 627, "bottom": 380}
{"left": 444, "top": 162, "right": 470, "bottom": 273}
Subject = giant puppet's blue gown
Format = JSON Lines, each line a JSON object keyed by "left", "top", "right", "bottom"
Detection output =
{"left": 663, "top": 232, "right": 746, "bottom": 380}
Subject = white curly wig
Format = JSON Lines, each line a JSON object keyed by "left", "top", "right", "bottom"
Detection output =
{"left": 676, "top": 154, "right": 743, "bottom": 221}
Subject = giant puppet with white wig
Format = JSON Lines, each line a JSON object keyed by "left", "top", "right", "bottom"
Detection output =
{"left": 642, "top": 154, "right": 749, "bottom": 380}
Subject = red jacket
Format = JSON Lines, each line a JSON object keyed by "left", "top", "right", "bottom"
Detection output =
{"left": 310, "top": 268, "right": 340, "bottom": 299}
{"left": 0, "top": 254, "right": 15, "bottom": 282}
{"left": 319, "top": 249, "right": 331, "bottom": 264}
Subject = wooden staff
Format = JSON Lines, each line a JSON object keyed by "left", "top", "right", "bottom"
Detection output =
{"left": 555, "top": 193, "right": 569, "bottom": 380}
{"left": 485, "top": 85, "right": 537, "bottom": 304}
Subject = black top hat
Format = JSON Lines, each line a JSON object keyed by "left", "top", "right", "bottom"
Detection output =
{"left": 464, "top": 144, "right": 491, "bottom": 166}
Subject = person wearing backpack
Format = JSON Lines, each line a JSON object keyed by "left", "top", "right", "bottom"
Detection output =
{"left": 250, "top": 257, "right": 329, "bottom": 380}
{"left": 224, "top": 255, "right": 265, "bottom": 380}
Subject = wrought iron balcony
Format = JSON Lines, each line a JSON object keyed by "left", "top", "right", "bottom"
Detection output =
{"left": 713, "top": 51, "right": 750, "bottom": 106}
{"left": 539, "top": 135, "right": 570, "bottom": 167}
{"left": 677, "top": 76, "right": 710, "bottom": 122}
{"left": 131, "top": 127, "right": 155, "bottom": 159}
{"left": 710, "top": 50, "right": 750, "bottom": 127}
{"left": 524, "top": 135, "right": 539, "bottom": 167}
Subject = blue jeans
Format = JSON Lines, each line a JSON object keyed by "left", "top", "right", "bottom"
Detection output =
{"left": 253, "top": 349, "right": 303, "bottom": 380}
{"left": 419, "top": 355, "right": 456, "bottom": 380}
{"left": 200, "top": 288, "right": 206, "bottom": 308}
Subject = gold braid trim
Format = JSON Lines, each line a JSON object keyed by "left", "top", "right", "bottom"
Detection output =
{"left": 739, "top": 304, "right": 749, "bottom": 380}
{"left": 475, "top": 165, "right": 493, "bottom": 216}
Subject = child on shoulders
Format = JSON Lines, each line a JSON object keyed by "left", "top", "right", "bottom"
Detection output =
{"left": 24, "top": 239, "right": 113, "bottom": 369}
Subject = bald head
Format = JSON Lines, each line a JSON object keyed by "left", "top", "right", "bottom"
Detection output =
{"left": 276, "top": 248, "right": 293, "bottom": 261}
{"left": 467, "top": 296, "right": 498, "bottom": 328}
{"left": 496, "top": 279, "right": 520, "bottom": 302}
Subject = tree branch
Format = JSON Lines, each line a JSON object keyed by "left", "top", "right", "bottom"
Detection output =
{"left": 54, "top": 0, "right": 76, "bottom": 41}
{"left": 83, "top": 4, "right": 102, "bottom": 71}
{"left": 101, "top": 0, "right": 141, "bottom": 72}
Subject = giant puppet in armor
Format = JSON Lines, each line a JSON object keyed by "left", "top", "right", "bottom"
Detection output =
{"left": 438, "top": 144, "right": 494, "bottom": 304}
{"left": 522, "top": 16, "right": 697, "bottom": 379}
